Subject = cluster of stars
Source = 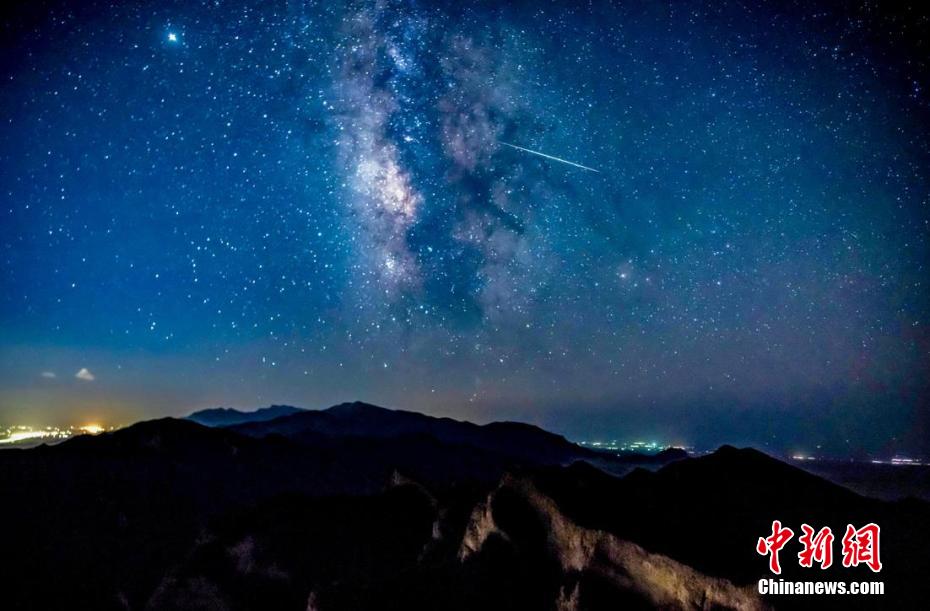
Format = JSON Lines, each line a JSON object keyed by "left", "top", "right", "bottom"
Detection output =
{"left": 0, "top": 0, "right": 926, "bottom": 455}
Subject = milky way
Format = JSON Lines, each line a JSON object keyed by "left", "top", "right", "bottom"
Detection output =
{"left": 330, "top": 2, "right": 551, "bottom": 319}
{"left": 0, "top": 0, "right": 927, "bottom": 455}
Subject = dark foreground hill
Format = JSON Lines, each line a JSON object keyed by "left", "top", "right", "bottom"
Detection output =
{"left": 0, "top": 405, "right": 926, "bottom": 610}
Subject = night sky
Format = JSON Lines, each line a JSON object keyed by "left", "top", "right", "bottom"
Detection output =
{"left": 1, "top": 0, "right": 927, "bottom": 456}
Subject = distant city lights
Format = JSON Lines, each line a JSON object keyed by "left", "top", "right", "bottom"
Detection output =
{"left": 0, "top": 423, "right": 118, "bottom": 447}
{"left": 577, "top": 439, "right": 691, "bottom": 454}
{"left": 870, "top": 456, "right": 928, "bottom": 467}
{"left": 791, "top": 453, "right": 928, "bottom": 467}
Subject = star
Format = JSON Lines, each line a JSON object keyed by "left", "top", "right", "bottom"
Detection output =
{"left": 0, "top": 0, "right": 925, "bottom": 458}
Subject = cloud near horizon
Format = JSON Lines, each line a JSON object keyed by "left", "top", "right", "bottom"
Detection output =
{"left": 75, "top": 368, "right": 96, "bottom": 382}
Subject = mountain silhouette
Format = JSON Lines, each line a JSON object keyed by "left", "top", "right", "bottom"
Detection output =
{"left": 0, "top": 406, "right": 925, "bottom": 610}
{"left": 531, "top": 445, "right": 929, "bottom": 598}
{"left": 226, "top": 401, "right": 597, "bottom": 465}
{"left": 187, "top": 404, "right": 305, "bottom": 427}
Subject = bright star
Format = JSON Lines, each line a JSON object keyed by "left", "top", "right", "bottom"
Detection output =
{"left": 167, "top": 32, "right": 178, "bottom": 42}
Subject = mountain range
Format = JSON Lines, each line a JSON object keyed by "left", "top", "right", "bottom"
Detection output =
{"left": 0, "top": 402, "right": 925, "bottom": 610}
{"left": 187, "top": 405, "right": 305, "bottom": 427}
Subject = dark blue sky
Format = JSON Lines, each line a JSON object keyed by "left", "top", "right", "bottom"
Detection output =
{"left": 1, "top": 0, "right": 927, "bottom": 456}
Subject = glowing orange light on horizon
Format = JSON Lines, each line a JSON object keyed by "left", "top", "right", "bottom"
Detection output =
{"left": 80, "top": 424, "right": 104, "bottom": 435}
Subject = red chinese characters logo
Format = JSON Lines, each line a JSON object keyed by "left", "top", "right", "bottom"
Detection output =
{"left": 757, "top": 521, "right": 881, "bottom": 573}
{"left": 798, "top": 524, "right": 834, "bottom": 569}
{"left": 756, "top": 520, "right": 794, "bottom": 574}
{"left": 841, "top": 523, "right": 882, "bottom": 572}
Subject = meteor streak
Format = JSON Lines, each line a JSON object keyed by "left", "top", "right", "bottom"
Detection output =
{"left": 498, "top": 141, "right": 599, "bottom": 173}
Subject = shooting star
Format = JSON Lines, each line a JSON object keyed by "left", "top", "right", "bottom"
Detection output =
{"left": 498, "top": 141, "right": 599, "bottom": 173}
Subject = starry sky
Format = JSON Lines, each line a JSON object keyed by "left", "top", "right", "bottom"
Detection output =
{"left": 1, "top": 0, "right": 928, "bottom": 456}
